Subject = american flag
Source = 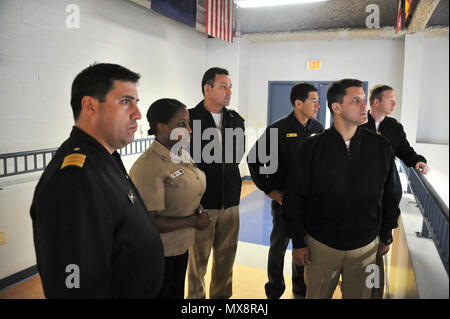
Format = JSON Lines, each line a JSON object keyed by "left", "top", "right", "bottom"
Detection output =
{"left": 206, "top": 0, "right": 234, "bottom": 42}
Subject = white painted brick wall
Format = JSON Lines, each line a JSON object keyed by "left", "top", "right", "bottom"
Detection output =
{"left": 0, "top": 0, "right": 208, "bottom": 154}
{"left": 0, "top": 0, "right": 210, "bottom": 280}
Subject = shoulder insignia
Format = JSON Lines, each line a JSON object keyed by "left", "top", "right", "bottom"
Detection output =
{"left": 286, "top": 133, "right": 297, "bottom": 138}
{"left": 60, "top": 153, "right": 86, "bottom": 169}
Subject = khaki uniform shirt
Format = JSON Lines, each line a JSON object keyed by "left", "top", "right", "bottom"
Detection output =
{"left": 130, "top": 140, "right": 206, "bottom": 257}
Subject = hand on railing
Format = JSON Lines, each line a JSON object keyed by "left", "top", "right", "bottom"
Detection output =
{"left": 415, "top": 162, "right": 430, "bottom": 175}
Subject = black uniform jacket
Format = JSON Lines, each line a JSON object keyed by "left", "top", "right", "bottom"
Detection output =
{"left": 361, "top": 112, "right": 427, "bottom": 167}
{"left": 30, "top": 127, "right": 164, "bottom": 298}
{"left": 189, "top": 100, "right": 245, "bottom": 210}
{"left": 282, "top": 126, "right": 402, "bottom": 251}
{"left": 247, "top": 112, "right": 324, "bottom": 195}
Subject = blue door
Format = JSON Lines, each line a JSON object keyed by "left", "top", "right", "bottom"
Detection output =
{"left": 267, "top": 81, "right": 368, "bottom": 127}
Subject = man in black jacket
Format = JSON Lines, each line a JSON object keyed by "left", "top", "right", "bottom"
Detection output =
{"left": 187, "top": 67, "right": 245, "bottom": 299}
{"left": 247, "top": 82, "right": 323, "bottom": 298}
{"left": 283, "top": 79, "right": 402, "bottom": 299}
{"left": 361, "top": 84, "right": 430, "bottom": 174}
{"left": 30, "top": 63, "right": 164, "bottom": 298}
{"left": 361, "top": 84, "right": 430, "bottom": 298}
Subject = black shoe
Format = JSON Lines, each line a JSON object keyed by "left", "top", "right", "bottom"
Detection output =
{"left": 265, "top": 282, "right": 284, "bottom": 299}
{"left": 292, "top": 289, "right": 306, "bottom": 299}
{"left": 293, "top": 291, "right": 305, "bottom": 299}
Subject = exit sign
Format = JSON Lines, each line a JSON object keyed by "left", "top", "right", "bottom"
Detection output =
{"left": 306, "top": 60, "right": 322, "bottom": 70}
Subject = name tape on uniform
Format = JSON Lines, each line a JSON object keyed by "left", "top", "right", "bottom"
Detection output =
{"left": 170, "top": 169, "right": 185, "bottom": 179}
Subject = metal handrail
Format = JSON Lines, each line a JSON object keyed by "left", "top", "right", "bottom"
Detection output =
{"left": 119, "top": 137, "right": 154, "bottom": 156}
{"left": 0, "top": 149, "right": 57, "bottom": 178}
{"left": 0, "top": 137, "right": 154, "bottom": 178}
{"left": 400, "top": 161, "right": 449, "bottom": 275}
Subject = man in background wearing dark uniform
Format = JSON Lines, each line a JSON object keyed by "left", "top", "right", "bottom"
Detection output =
{"left": 361, "top": 84, "right": 430, "bottom": 298}
{"left": 30, "top": 63, "right": 164, "bottom": 298}
{"left": 247, "top": 83, "right": 323, "bottom": 298}
{"left": 362, "top": 84, "right": 430, "bottom": 174}
{"left": 283, "top": 79, "right": 402, "bottom": 299}
{"left": 187, "top": 67, "right": 245, "bottom": 299}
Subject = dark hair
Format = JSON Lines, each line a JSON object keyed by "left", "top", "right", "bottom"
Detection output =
{"left": 70, "top": 63, "right": 141, "bottom": 121}
{"left": 146, "top": 98, "right": 187, "bottom": 136}
{"left": 201, "top": 67, "right": 229, "bottom": 95}
{"left": 290, "top": 82, "right": 318, "bottom": 107}
{"left": 327, "top": 79, "right": 364, "bottom": 114}
{"left": 369, "top": 84, "right": 393, "bottom": 106}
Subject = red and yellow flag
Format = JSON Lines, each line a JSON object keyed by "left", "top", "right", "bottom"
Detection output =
{"left": 396, "top": 0, "right": 412, "bottom": 33}
{"left": 405, "top": 0, "right": 412, "bottom": 21}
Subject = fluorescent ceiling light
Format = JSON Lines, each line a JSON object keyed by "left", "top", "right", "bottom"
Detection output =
{"left": 235, "top": 0, "right": 328, "bottom": 8}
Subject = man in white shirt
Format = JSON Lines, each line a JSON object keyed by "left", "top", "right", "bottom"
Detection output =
{"left": 187, "top": 67, "right": 245, "bottom": 299}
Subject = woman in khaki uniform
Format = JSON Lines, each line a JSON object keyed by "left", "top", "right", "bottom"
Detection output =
{"left": 130, "top": 98, "right": 209, "bottom": 299}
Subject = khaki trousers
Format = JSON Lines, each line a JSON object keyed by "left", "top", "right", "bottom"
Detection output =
{"left": 304, "top": 235, "right": 379, "bottom": 299}
{"left": 187, "top": 206, "right": 240, "bottom": 299}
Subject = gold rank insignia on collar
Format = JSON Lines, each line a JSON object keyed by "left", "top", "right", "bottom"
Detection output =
{"left": 60, "top": 153, "right": 86, "bottom": 169}
{"left": 286, "top": 133, "right": 297, "bottom": 138}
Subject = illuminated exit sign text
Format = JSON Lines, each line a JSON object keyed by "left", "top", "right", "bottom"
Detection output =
{"left": 306, "top": 60, "right": 322, "bottom": 70}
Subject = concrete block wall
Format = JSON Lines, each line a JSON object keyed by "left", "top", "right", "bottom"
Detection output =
{"left": 0, "top": 0, "right": 209, "bottom": 281}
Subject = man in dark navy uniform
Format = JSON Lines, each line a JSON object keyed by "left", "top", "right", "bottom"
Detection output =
{"left": 362, "top": 84, "right": 430, "bottom": 174}
{"left": 247, "top": 82, "right": 323, "bottom": 298}
{"left": 30, "top": 63, "right": 164, "bottom": 298}
{"left": 361, "top": 84, "right": 430, "bottom": 298}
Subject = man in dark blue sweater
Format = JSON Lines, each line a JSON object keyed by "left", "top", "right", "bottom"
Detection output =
{"left": 283, "top": 79, "right": 402, "bottom": 299}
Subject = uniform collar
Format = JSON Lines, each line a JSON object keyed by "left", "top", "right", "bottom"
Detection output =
{"left": 367, "top": 111, "right": 388, "bottom": 129}
{"left": 366, "top": 111, "right": 376, "bottom": 130}
{"left": 70, "top": 126, "right": 117, "bottom": 159}
{"left": 149, "top": 139, "right": 192, "bottom": 164}
{"left": 149, "top": 139, "right": 171, "bottom": 161}
{"left": 329, "top": 124, "right": 363, "bottom": 142}
{"left": 194, "top": 100, "right": 230, "bottom": 119}
{"left": 287, "top": 111, "right": 312, "bottom": 131}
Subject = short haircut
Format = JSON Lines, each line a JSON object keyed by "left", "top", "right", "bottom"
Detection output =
{"left": 146, "top": 98, "right": 187, "bottom": 136}
{"left": 327, "top": 79, "right": 364, "bottom": 114}
{"left": 290, "top": 82, "right": 318, "bottom": 107}
{"left": 70, "top": 63, "right": 140, "bottom": 121}
{"left": 201, "top": 67, "right": 229, "bottom": 95}
{"left": 369, "top": 84, "right": 394, "bottom": 106}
